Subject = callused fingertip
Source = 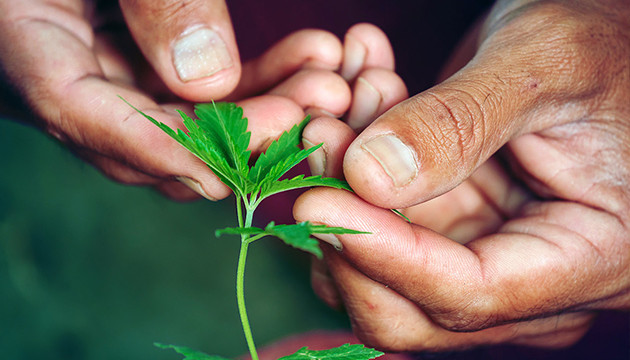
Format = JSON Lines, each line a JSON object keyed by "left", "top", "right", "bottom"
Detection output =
{"left": 361, "top": 134, "right": 418, "bottom": 187}
{"left": 172, "top": 26, "right": 233, "bottom": 82}
{"left": 312, "top": 233, "right": 343, "bottom": 251}
{"left": 176, "top": 176, "right": 218, "bottom": 201}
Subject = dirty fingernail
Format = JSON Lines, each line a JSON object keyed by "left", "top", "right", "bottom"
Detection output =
{"left": 362, "top": 135, "right": 418, "bottom": 187}
{"left": 313, "top": 233, "right": 343, "bottom": 251}
{"left": 303, "top": 138, "right": 326, "bottom": 177}
{"left": 173, "top": 26, "right": 233, "bottom": 82}
{"left": 176, "top": 176, "right": 217, "bottom": 201}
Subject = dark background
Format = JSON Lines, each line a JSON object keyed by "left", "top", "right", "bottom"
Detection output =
{"left": 1, "top": 1, "right": 627, "bottom": 360}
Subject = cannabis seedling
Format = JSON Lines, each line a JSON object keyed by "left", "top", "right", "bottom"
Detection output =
{"left": 122, "top": 98, "right": 384, "bottom": 360}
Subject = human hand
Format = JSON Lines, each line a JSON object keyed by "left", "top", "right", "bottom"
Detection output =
{"left": 0, "top": 0, "right": 347, "bottom": 201}
{"left": 295, "top": 0, "right": 630, "bottom": 352}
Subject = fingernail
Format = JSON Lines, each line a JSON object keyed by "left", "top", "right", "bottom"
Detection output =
{"left": 362, "top": 135, "right": 418, "bottom": 187}
{"left": 172, "top": 26, "right": 233, "bottom": 82}
{"left": 305, "top": 107, "right": 340, "bottom": 119}
{"left": 341, "top": 33, "right": 366, "bottom": 81}
{"left": 346, "top": 77, "right": 382, "bottom": 130}
{"left": 313, "top": 233, "right": 343, "bottom": 251}
{"left": 176, "top": 176, "right": 217, "bottom": 201}
{"left": 303, "top": 138, "right": 326, "bottom": 176}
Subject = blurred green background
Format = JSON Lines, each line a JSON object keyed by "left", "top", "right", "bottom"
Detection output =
{"left": 0, "top": 117, "right": 349, "bottom": 360}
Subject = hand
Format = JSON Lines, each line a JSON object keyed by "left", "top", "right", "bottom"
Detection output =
{"left": 0, "top": 0, "right": 347, "bottom": 201}
{"left": 295, "top": 0, "right": 630, "bottom": 352}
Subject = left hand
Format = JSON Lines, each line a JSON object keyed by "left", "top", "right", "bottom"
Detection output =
{"left": 294, "top": 0, "right": 630, "bottom": 352}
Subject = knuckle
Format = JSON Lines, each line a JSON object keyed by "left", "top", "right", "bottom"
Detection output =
{"left": 345, "top": 298, "right": 426, "bottom": 352}
{"left": 412, "top": 89, "right": 486, "bottom": 169}
{"left": 428, "top": 294, "right": 500, "bottom": 332}
{"left": 125, "top": 0, "right": 203, "bottom": 24}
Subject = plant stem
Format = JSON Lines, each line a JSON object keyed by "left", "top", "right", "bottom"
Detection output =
{"left": 236, "top": 202, "right": 258, "bottom": 360}
{"left": 236, "top": 237, "right": 258, "bottom": 360}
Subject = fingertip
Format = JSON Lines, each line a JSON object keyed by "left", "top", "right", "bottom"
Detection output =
{"left": 120, "top": 0, "right": 242, "bottom": 101}
{"left": 343, "top": 117, "right": 425, "bottom": 209}
{"left": 341, "top": 23, "right": 395, "bottom": 81}
{"left": 236, "top": 95, "right": 305, "bottom": 154}
{"left": 268, "top": 69, "right": 351, "bottom": 118}
{"left": 168, "top": 24, "right": 242, "bottom": 100}
{"left": 345, "top": 68, "right": 408, "bottom": 131}
{"left": 302, "top": 117, "right": 356, "bottom": 177}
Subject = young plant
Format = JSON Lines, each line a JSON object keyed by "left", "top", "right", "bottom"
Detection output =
{"left": 122, "top": 98, "right": 384, "bottom": 360}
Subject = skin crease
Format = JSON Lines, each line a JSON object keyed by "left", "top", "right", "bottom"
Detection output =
{"left": 0, "top": 0, "right": 385, "bottom": 202}
{"left": 2, "top": 0, "right": 628, "bottom": 357}
{"left": 0, "top": 0, "right": 409, "bottom": 357}
{"left": 294, "top": 0, "right": 630, "bottom": 354}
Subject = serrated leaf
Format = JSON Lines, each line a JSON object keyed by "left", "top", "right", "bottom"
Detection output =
{"left": 194, "top": 102, "right": 251, "bottom": 176}
{"left": 263, "top": 222, "right": 323, "bottom": 258}
{"left": 120, "top": 97, "right": 252, "bottom": 194}
{"left": 279, "top": 344, "right": 384, "bottom": 360}
{"left": 259, "top": 175, "right": 352, "bottom": 200}
{"left": 215, "top": 222, "right": 367, "bottom": 258}
{"left": 249, "top": 115, "right": 311, "bottom": 186}
{"left": 154, "top": 343, "right": 232, "bottom": 360}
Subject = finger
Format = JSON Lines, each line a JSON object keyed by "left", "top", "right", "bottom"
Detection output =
{"left": 402, "top": 157, "right": 530, "bottom": 244}
{"left": 119, "top": 0, "right": 240, "bottom": 101}
{"left": 1, "top": 2, "right": 305, "bottom": 201}
{"left": 155, "top": 179, "right": 201, "bottom": 202}
{"left": 325, "top": 248, "right": 594, "bottom": 351}
{"left": 230, "top": 29, "right": 343, "bottom": 100}
{"left": 302, "top": 117, "right": 356, "bottom": 178}
{"left": 303, "top": 115, "right": 530, "bottom": 245}
{"left": 268, "top": 69, "right": 351, "bottom": 119}
{"left": 310, "top": 257, "right": 342, "bottom": 310}
{"left": 344, "top": 68, "right": 408, "bottom": 131}
{"left": 341, "top": 23, "right": 395, "bottom": 82}
{"left": 342, "top": 14, "right": 608, "bottom": 209}
{"left": 236, "top": 95, "right": 306, "bottom": 155}
{"left": 294, "top": 188, "right": 629, "bottom": 331}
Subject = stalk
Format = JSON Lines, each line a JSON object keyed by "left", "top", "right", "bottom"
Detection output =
{"left": 236, "top": 237, "right": 258, "bottom": 360}
{"left": 236, "top": 198, "right": 258, "bottom": 360}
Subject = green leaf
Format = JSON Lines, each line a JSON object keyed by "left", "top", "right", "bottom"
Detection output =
{"left": 307, "top": 224, "right": 370, "bottom": 235}
{"left": 263, "top": 222, "right": 323, "bottom": 258}
{"left": 259, "top": 175, "right": 352, "bottom": 200}
{"left": 216, "top": 222, "right": 368, "bottom": 259}
{"left": 194, "top": 103, "right": 251, "bottom": 176}
{"left": 120, "top": 97, "right": 252, "bottom": 194}
{"left": 391, "top": 209, "right": 411, "bottom": 223}
{"left": 154, "top": 343, "right": 232, "bottom": 360}
{"left": 215, "top": 226, "right": 263, "bottom": 237}
{"left": 249, "top": 115, "right": 311, "bottom": 186}
{"left": 279, "top": 344, "right": 384, "bottom": 360}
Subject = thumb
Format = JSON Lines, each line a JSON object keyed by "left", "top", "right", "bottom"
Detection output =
{"left": 344, "top": 43, "right": 561, "bottom": 209}
{"left": 119, "top": 0, "right": 240, "bottom": 101}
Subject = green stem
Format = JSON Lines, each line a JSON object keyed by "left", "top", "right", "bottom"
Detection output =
{"left": 236, "top": 204, "right": 258, "bottom": 360}
{"left": 236, "top": 237, "right": 258, "bottom": 360}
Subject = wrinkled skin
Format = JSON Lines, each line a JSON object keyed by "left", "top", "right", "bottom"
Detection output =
{"left": 0, "top": 0, "right": 405, "bottom": 202}
{"left": 295, "top": 0, "right": 630, "bottom": 352}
